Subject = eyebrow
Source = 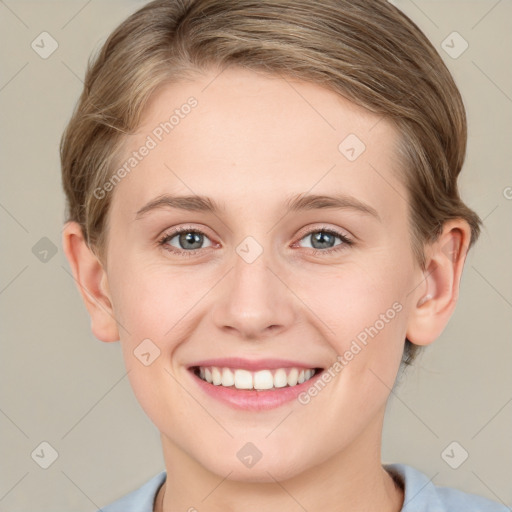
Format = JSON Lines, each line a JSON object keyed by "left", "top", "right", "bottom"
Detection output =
{"left": 135, "top": 192, "right": 380, "bottom": 221}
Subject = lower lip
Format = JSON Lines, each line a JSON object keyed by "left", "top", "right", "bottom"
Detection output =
{"left": 189, "top": 369, "right": 324, "bottom": 411}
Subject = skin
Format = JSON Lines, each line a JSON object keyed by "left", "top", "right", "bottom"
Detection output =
{"left": 63, "top": 66, "right": 471, "bottom": 512}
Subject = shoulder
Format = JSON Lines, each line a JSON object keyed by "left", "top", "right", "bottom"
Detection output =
{"left": 384, "top": 463, "right": 508, "bottom": 512}
{"left": 96, "top": 465, "right": 508, "bottom": 512}
{"left": 98, "top": 471, "right": 166, "bottom": 512}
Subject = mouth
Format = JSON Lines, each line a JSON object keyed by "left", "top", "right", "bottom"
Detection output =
{"left": 187, "top": 359, "right": 325, "bottom": 411}
{"left": 191, "top": 365, "right": 322, "bottom": 390}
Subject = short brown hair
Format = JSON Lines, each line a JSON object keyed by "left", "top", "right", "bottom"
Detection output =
{"left": 60, "top": 0, "right": 482, "bottom": 366}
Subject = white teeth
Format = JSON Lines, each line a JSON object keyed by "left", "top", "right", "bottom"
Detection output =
{"left": 254, "top": 370, "right": 274, "bottom": 390}
{"left": 211, "top": 367, "right": 222, "bottom": 385}
{"left": 221, "top": 367, "right": 234, "bottom": 387}
{"left": 234, "top": 369, "right": 253, "bottom": 389}
{"left": 287, "top": 368, "right": 298, "bottom": 386}
{"left": 196, "top": 366, "right": 318, "bottom": 390}
{"left": 273, "top": 368, "right": 288, "bottom": 388}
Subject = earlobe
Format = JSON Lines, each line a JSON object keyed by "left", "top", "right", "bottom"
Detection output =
{"left": 406, "top": 220, "right": 471, "bottom": 347}
{"left": 62, "top": 221, "right": 120, "bottom": 343}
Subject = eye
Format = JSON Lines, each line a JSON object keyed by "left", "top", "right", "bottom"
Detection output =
{"left": 294, "top": 226, "right": 353, "bottom": 255}
{"left": 158, "top": 226, "right": 213, "bottom": 257}
{"left": 157, "top": 225, "right": 353, "bottom": 258}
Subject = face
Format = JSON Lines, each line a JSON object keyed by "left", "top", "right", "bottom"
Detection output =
{"left": 101, "top": 66, "right": 422, "bottom": 481}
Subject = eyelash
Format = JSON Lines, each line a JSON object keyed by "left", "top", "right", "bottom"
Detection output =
{"left": 157, "top": 225, "right": 354, "bottom": 258}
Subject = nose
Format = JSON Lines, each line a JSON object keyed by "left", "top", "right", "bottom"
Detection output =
{"left": 210, "top": 248, "right": 297, "bottom": 341}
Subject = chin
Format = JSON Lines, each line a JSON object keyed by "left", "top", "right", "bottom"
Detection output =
{"left": 196, "top": 446, "right": 312, "bottom": 483}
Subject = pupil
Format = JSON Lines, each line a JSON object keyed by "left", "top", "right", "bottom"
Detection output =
{"left": 312, "top": 232, "right": 334, "bottom": 249}
{"left": 180, "top": 232, "right": 203, "bottom": 250}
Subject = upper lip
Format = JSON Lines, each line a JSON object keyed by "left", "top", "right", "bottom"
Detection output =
{"left": 188, "top": 357, "right": 323, "bottom": 371}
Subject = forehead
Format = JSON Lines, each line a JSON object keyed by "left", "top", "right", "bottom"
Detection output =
{"left": 109, "top": 67, "right": 406, "bottom": 224}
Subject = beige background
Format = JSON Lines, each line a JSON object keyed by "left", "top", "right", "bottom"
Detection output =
{"left": 0, "top": 0, "right": 511, "bottom": 510}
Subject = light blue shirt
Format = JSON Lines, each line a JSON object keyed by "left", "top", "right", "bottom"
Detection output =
{"left": 99, "top": 463, "right": 508, "bottom": 511}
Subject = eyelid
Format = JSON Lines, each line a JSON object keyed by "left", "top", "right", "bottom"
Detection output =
{"left": 294, "top": 223, "right": 353, "bottom": 243}
{"left": 158, "top": 224, "right": 215, "bottom": 242}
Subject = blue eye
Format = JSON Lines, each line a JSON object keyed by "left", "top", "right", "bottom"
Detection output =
{"left": 158, "top": 227, "right": 213, "bottom": 257}
{"left": 157, "top": 225, "right": 353, "bottom": 257}
{"left": 297, "top": 227, "right": 352, "bottom": 253}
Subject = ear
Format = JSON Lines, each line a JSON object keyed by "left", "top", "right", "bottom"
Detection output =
{"left": 406, "top": 219, "right": 472, "bottom": 346}
{"left": 62, "top": 221, "right": 119, "bottom": 342}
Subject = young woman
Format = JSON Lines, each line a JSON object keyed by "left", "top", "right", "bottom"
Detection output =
{"left": 60, "top": 1, "right": 507, "bottom": 510}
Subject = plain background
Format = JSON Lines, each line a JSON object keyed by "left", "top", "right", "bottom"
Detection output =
{"left": 0, "top": 0, "right": 511, "bottom": 510}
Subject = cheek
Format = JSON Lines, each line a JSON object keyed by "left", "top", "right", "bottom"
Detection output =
{"left": 109, "top": 265, "right": 195, "bottom": 429}
{"left": 304, "top": 257, "right": 410, "bottom": 377}
{"left": 310, "top": 266, "right": 404, "bottom": 337}
{"left": 109, "top": 257, "right": 201, "bottom": 343}
{"left": 291, "top": 263, "right": 409, "bottom": 433}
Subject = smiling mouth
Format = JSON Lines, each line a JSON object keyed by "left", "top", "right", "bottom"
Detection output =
{"left": 191, "top": 366, "right": 323, "bottom": 391}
